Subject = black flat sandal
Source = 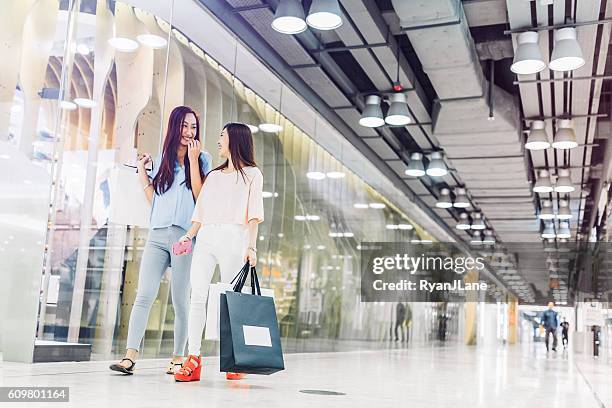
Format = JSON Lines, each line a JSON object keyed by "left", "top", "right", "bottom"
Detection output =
{"left": 109, "top": 358, "right": 135, "bottom": 375}
{"left": 166, "top": 361, "right": 183, "bottom": 375}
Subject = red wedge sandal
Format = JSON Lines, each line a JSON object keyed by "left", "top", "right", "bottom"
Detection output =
{"left": 174, "top": 355, "right": 202, "bottom": 382}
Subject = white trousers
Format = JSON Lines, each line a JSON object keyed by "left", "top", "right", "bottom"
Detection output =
{"left": 187, "top": 223, "right": 248, "bottom": 356}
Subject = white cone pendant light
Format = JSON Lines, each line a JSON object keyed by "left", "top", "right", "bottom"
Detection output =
{"left": 426, "top": 151, "right": 448, "bottom": 177}
{"left": 554, "top": 168, "right": 575, "bottom": 193}
{"left": 557, "top": 199, "right": 572, "bottom": 220}
{"left": 385, "top": 93, "right": 411, "bottom": 126}
{"left": 533, "top": 169, "right": 553, "bottom": 193}
{"left": 405, "top": 152, "right": 425, "bottom": 177}
{"left": 453, "top": 187, "right": 470, "bottom": 208}
{"left": 511, "top": 31, "right": 546, "bottom": 75}
{"left": 470, "top": 232, "right": 483, "bottom": 245}
{"left": 539, "top": 200, "right": 555, "bottom": 220}
{"left": 541, "top": 222, "right": 556, "bottom": 239}
{"left": 306, "top": 0, "right": 343, "bottom": 30}
{"left": 456, "top": 213, "right": 471, "bottom": 230}
{"left": 359, "top": 95, "right": 384, "bottom": 127}
{"left": 549, "top": 28, "right": 585, "bottom": 72}
{"left": 482, "top": 230, "right": 496, "bottom": 244}
{"left": 436, "top": 188, "right": 453, "bottom": 208}
{"left": 471, "top": 212, "right": 486, "bottom": 230}
{"left": 556, "top": 221, "right": 571, "bottom": 239}
{"left": 272, "top": 0, "right": 307, "bottom": 34}
{"left": 525, "top": 120, "right": 550, "bottom": 150}
{"left": 552, "top": 119, "right": 578, "bottom": 149}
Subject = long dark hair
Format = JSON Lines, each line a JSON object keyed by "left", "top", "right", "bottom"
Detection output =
{"left": 211, "top": 122, "right": 257, "bottom": 182}
{"left": 152, "top": 106, "right": 205, "bottom": 195}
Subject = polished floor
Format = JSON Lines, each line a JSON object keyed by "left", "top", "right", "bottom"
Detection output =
{"left": 0, "top": 343, "right": 610, "bottom": 407}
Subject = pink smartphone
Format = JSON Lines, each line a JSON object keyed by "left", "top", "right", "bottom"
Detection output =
{"left": 172, "top": 240, "right": 192, "bottom": 256}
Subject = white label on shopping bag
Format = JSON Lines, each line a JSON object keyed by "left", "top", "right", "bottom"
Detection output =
{"left": 242, "top": 325, "right": 272, "bottom": 347}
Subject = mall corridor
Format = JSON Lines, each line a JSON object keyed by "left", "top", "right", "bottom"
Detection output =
{"left": 0, "top": 344, "right": 610, "bottom": 408}
{"left": 4, "top": 0, "right": 612, "bottom": 406}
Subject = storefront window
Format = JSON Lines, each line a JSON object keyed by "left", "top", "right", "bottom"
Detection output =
{"left": 1, "top": 1, "right": 437, "bottom": 360}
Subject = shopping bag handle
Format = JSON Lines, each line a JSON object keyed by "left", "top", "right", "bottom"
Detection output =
{"left": 231, "top": 262, "right": 261, "bottom": 296}
{"left": 231, "top": 263, "right": 249, "bottom": 291}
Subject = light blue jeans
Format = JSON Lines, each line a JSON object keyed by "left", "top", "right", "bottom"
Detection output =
{"left": 126, "top": 225, "right": 192, "bottom": 356}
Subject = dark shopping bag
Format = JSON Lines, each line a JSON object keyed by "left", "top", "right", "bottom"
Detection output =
{"left": 219, "top": 262, "right": 285, "bottom": 374}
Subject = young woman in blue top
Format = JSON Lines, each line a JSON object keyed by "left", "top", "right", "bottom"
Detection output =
{"left": 110, "top": 106, "right": 212, "bottom": 375}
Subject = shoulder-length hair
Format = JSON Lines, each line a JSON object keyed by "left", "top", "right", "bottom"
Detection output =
{"left": 152, "top": 106, "right": 205, "bottom": 195}
{"left": 210, "top": 122, "right": 257, "bottom": 182}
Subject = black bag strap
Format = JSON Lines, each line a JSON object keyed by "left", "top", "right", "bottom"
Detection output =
{"left": 250, "top": 266, "right": 261, "bottom": 296}
{"left": 232, "top": 262, "right": 250, "bottom": 293}
{"left": 231, "top": 262, "right": 262, "bottom": 296}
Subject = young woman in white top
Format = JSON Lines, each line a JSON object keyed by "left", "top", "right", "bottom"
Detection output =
{"left": 174, "top": 122, "right": 264, "bottom": 382}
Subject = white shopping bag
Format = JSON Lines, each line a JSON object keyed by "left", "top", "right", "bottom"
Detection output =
{"left": 108, "top": 166, "right": 151, "bottom": 228}
{"left": 204, "top": 283, "right": 274, "bottom": 340}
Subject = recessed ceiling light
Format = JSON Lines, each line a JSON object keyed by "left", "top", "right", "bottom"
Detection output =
{"left": 386, "top": 224, "right": 399, "bottom": 230}
{"left": 259, "top": 123, "right": 283, "bottom": 133}
{"left": 262, "top": 191, "right": 274, "bottom": 198}
{"left": 317, "top": 245, "right": 326, "bottom": 250}
{"left": 59, "top": 100, "right": 77, "bottom": 110}
{"left": 137, "top": 34, "right": 168, "bottom": 49}
{"left": 353, "top": 203, "right": 369, "bottom": 209}
{"left": 76, "top": 43, "right": 90, "bottom": 55}
{"left": 306, "top": 215, "right": 320, "bottom": 221}
{"left": 369, "top": 203, "right": 386, "bottom": 209}
{"left": 74, "top": 98, "right": 97, "bottom": 109}
{"left": 306, "top": 171, "right": 326, "bottom": 180}
{"left": 398, "top": 224, "right": 413, "bottom": 230}
{"left": 326, "top": 171, "right": 345, "bottom": 179}
{"left": 294, "top": 215, "right": 306, "bottom": 221}
{"left": 247, "top": 124, "right": 259, "bottom": 134}
{"left": 108, "top": 37, "right": 139, "bottom": 52}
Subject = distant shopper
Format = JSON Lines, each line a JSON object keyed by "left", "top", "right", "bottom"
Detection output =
{"left": 541, "top": 302, "right": 559, "bottom": 352}
{"left": 109, "top": 106, "right": 212, "bottom": 376}
{"left": 174, "top": 123, "right": 264, "bottom": 383}
{"left": 395, "top": 303, "right": 406, "bottom": 342}
{"left": 560, "top": 319, "right": 570, "bottom": 348}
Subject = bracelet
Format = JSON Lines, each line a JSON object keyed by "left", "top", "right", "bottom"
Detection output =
{"left": 143, "top": 183, "right": 152, "bottom": 191}
{"left": 248, "top": 247, "right": 257, "bottom": 252}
